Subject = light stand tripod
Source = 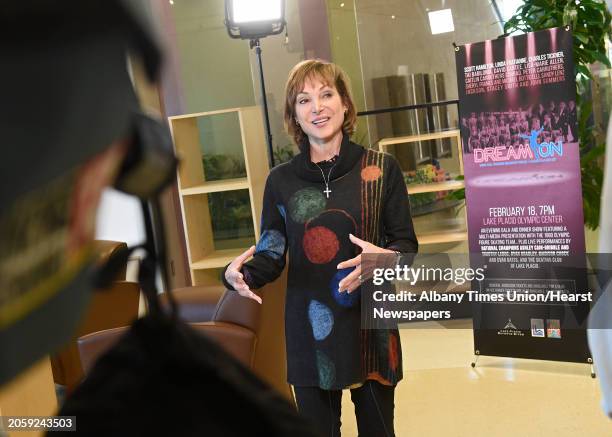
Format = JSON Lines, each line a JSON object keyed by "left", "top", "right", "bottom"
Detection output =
{"left": 224, "top": 0, "right": 286, "bottom": 170}
{"left": 250, "top": 38, "right": 275, "bottom": 168}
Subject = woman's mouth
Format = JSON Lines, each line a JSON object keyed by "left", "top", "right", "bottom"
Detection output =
{"left": 312, "top": 117, "right": 330, "bottom": 127}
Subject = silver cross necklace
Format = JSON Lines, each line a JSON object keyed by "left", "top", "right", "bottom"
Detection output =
{"left": 314, "top": 159, "right": 338, "bottom": 199}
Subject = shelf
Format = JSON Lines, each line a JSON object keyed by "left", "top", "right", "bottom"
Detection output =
{"left": 411, "top": 199, "right": 463, "bottom": 217}
{"left": 170, "top": 106, "right": 268, "bottom": 286}
{"left": 191, "top": 247, "right": 250, "bottom": 270}
{"left": 417, "top": 230, "right": 468, "bottom": 245}
{"left": 378, "top": 129, "right": 460, "bottom": 148}
{"left": 407, "top": 180, "right": 465, "bottom": 194}
{"left": 180, "top": 178, "right": 250, "bottom": 196}
{"left": 169, "top": 107, "right": 245, "bottom": 120}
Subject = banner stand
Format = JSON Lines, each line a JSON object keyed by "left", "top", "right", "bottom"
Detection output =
{"left": 470, "top": 350, "right": 596, "bottom": 378}
{"left": 455, "top": 27, "right": 592, "bottom": 367}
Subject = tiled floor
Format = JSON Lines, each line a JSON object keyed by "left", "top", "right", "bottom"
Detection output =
{"left": 340, "top": 320, "right": 611, "bottom": 436}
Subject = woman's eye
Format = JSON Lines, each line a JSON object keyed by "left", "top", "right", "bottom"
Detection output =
{"left": 323, "top": 93, "right": 332, "bottom": 98}
{"left": 298, "top": 99, "right": 308, "bottom": 104}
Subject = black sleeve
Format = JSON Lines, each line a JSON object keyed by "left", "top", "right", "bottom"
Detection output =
{"left": 382, "top": 156, "right": 418, "bottom": 254}
{"left": 221, "top": 172, "right": 288, "bottom": 290}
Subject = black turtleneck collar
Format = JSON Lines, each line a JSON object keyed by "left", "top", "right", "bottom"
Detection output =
{"left": 289, "top": 134, "right": 365, "bottom": 183}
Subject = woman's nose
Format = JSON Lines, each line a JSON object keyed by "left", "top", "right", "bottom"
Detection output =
{"left": 311, "top": 98, "right": 322, "bottom": 114}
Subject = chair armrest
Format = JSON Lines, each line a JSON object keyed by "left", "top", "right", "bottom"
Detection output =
{"left": 212, "top": 290, "right": 261, "bottom": 332}
{"left": 160, "top": 286, "right": 225, "bottom": 323}
{"left": 77, "top": 326, "right": 129, "bottom": 375}
{"left": 190, "top": 322, "right": 257, "bottom": 369}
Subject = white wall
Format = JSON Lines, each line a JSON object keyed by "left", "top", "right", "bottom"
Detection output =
{"left": 353, "top": 0, "right": 503, "bottom": 143}
{"left": 95, "top": 188, "right": 148, "bottom": 286}
{"left": 95, "top": 188, "right": 146, "bottom": 247}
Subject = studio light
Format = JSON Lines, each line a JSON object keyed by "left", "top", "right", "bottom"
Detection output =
{"left": 224, "top": 0, "right": 287, "bottom": 168}
{"left": 428, "top": 9, "right": 455, "bottom": 35}
{"left": 225, "top": 0, "right": 286, "bottom": 40}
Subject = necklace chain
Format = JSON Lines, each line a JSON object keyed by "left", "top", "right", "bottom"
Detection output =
{"left": 314, "top": 161, "right": 337, "bottom": 199}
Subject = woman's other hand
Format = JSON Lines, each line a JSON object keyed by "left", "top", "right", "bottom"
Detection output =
{"left": 224, "top": 246, "right": 262, "bottom": 304}
{"left": 336, "top": 234, "right": 395, "bottom": 293}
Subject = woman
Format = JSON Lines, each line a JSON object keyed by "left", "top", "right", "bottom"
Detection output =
{"left": 223, "top": 59, "right": 418, "bottom": 437}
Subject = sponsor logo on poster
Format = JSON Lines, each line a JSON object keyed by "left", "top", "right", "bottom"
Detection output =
{"left": 547, "top": 319, "right": 562, "bottom": 339}
{"left": 530, "top": 318, "right": 545, "bottom": 337}
{"left": 497, "top": 318, "right": 525, "bottom": 336}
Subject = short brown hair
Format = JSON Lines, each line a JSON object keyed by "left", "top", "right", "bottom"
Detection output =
{"left": 284, "top": 59, "right": 357, "bottom": 150}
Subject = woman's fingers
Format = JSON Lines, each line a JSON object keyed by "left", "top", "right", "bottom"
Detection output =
{"left": 232, "top": 245, "right": 256, "bottom": 268}
{"left": 235, "top": 285, "right": 262, "bottom": 304}
{"left": 225, "top": 246, "right": 257, "bottom": 291}
{"left": 246, "top": 290, "right": 262, "bottom": 304}
{"left": 221, "top": 246, "right": 261, "bottom": 303}
{"left": 337, "top": 254, "right": 360, "bottom": 270}
{"left": 344, "top": 278, "right": 362, "bottom": 293}
{"left": 349, "top": 233, "right": 369, "bottom": 249}
{"left": 233, "top": 275, "right": 248, "bottom": 290}
{"left": 338, "top": 265, "right": 361, "bottom": 293}
{"left": 225, "top": 267, "right": 248, "bottom": 291}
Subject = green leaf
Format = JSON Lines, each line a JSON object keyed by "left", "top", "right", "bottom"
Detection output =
{"left": 590, "top": 50, "right": 612, "bottom": 67}
{"left": 446, "top": 189, "right": 465, "bottom": 201}
{"left": 580, "top": 144, "right": 606, "bottom": 166}
{"left": 576, "top": 64, "right": 594, "bottom": 80}
{"left": 579, "top": 104, "right": 592, "bottom": 126}
{"left": 581, "top": 143, "right": 605, "bottom": 164}
{"left": 500, "top": 0, "right": 608, "bottom": 230}
{"left": 574, "top": 33, "right": 590, "bottom": 44}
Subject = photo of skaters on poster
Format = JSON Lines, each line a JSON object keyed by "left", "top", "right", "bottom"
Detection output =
{"left": 454, "top": 27, "right": 591, "bottom": 363}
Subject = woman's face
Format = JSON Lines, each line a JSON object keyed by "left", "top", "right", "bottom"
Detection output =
{"left": 295, "top": 78, "right": 346, "bottom": 145}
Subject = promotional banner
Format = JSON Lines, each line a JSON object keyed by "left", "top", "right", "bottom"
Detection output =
{"left": 455, "top": 27, "right": 591, "bottom": 362}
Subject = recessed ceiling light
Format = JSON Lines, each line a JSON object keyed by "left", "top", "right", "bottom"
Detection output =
{"left": 428, "top": 9, "right": 454, "bottom": 35}
{"left": 391, "top": 15, "right": 396, "bottom": 19}
{"left": 340, "top": 2, "right": 345, "bottom": 7}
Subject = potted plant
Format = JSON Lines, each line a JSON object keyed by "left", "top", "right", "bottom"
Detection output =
{"left": 503, "top": 0, "right": 612, "bottom": 229}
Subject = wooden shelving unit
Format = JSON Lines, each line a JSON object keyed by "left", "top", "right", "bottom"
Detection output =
{"left": 169, "top": 106, "right": 269, "bottom": 285}
{"left": 407, "top": 179, "right": 465, "bottom": 195}
{"left": 378, "top": 129, "right": 467, "bottom": 246}
{"left": 180, "top": 178, "right": 250, "bottom": 196}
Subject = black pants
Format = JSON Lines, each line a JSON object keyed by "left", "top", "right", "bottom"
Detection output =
{"left": 293, "top": 381, "right": 395, "bottom": 437}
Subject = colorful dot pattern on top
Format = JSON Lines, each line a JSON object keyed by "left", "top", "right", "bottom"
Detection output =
{"left": 308, "top": 300, "right": 334, "bottom": 341}
{"left": 222, "top": 137, "right": 418, "bottom": 390}
{"left": 288, "top": 187, "right": 326, "bottom": 223}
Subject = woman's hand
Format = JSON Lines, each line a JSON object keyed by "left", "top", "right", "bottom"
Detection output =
{"left": 337, "top": 234, "right": 395, "bottom": 293}
{"left": 224, "top": 246, "right": 262, "bottom": 304}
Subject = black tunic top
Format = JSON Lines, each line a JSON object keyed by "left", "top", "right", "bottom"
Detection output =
{"left": 223, "top": 135, "right": 418, "bottom": 389}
